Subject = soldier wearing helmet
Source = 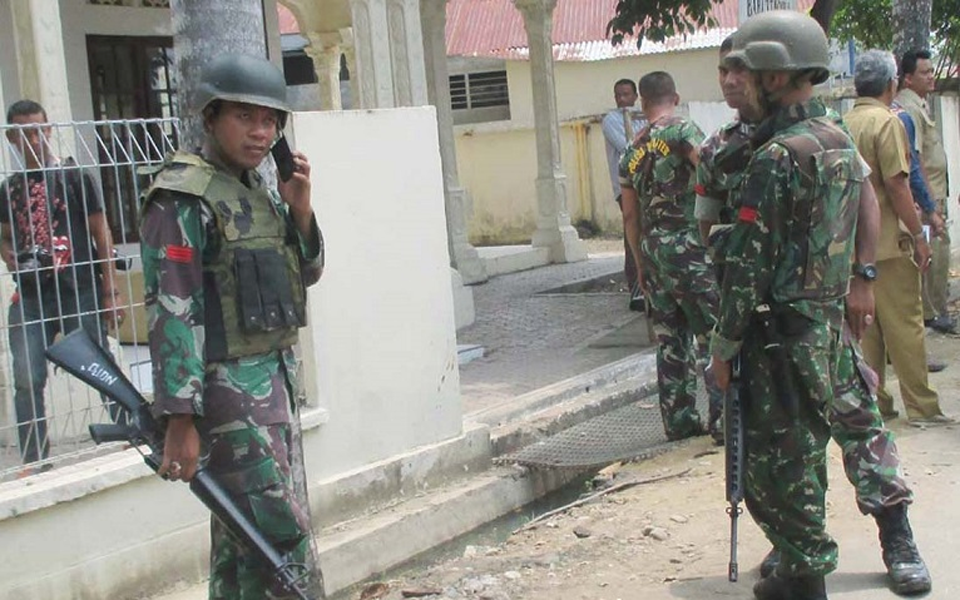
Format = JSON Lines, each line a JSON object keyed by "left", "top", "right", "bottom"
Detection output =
{"left": 139, "top": 54, "right": 324, "bottom": 599}
{"left": 707, "top": 11, "right": 864, "bottom": 600}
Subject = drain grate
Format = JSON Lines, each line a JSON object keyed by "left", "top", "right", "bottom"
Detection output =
{"left": 500, "top": 386, "right": 709, "bottom": 469}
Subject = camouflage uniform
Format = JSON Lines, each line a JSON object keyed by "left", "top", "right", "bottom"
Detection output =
{"left": 710, "top": 98, "right": 864, "bottom": 576}
{"left": 698, "top": 119, "right": 911, "bottom": 517}
{"left": 141, "top": 152, "right": 324, "bottom": 599}
{"left": 619, "top": 115, "right": 723, "bottom": 440}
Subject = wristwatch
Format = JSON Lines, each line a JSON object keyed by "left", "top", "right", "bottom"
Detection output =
{"left": 852, "top": 262, "right": 878, "bottom": 282}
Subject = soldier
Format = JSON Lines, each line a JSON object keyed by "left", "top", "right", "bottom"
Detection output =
{"left": 700, "top": 40, "right": 931, "bottom": 596}
{"left": 140, "top": 54, "right": 324, "bottom": 599}
{"left": 619, "top": 71, "right": 722, "bottom": 442}
{"left": 709, "top": 11, "right": 866, "bottom": 599}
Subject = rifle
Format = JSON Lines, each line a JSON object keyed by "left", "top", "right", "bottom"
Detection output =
{"left": 45, "top": 329, "right": 317, "bottom": 600}
{"left": 724, "top": 353, "right": 745, "bottom": 582}
{"left": 754, "top": 304, "right": 800, "bottom": 419}
{"left": 621, "top": 107, "right": 657, "bottom": 345}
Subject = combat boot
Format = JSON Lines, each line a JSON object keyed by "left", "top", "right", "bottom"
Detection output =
{"left": 753, "top": 572, "right": 827, "bottom": 600}
{"left": 759, "top": 547, "right": 781, "bottom": 578}
{"left": 874, "top": 504, "right": 932, "bottom": 595}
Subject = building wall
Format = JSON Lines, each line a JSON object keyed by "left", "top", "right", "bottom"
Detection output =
{"left": 505, "top": 49, "right": 724, "bottom": 125}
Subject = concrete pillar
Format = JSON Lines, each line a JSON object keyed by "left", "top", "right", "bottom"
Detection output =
{"left": 348, "top": 0, "right": 396, "bottom": 108}
{"left": 386, "top": 0, "right": 429, "bottom": 107}
{"left": 9, "top": 0, "right": 73, "bottom": 123}
{"left": 420, "top": 0, "right": 487, "bottom": 284}
{"left": 305, "top": 32, "right": 344, "bottom": 111}
{"left": 339, "top": 28, "right": 361, "bottom": 110}
{"left": 513, "top": 0, "right": 586, "bottom": 263}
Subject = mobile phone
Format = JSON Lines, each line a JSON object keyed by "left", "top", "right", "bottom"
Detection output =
{"left": 271, "top": 136, "right": 296, "bottom": 182}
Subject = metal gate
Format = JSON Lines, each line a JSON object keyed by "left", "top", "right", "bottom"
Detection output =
{"left": 0, "top": 116, "right": 179, "bottom": 480}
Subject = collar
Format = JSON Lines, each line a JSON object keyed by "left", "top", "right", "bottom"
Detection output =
{"left": 752, "top": 97, "right": 828, "bottom": 148}
{"left": 895, "top": 87, "right": 926, "bottom": 110}
{"left": 852, "top": 96, "right": 892, "bottom": 111}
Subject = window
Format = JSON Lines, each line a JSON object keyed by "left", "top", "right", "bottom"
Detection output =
{"left": 449, "top": 70, "right": 510, "bottom": 125}
{"left": 86, "top": 35, "right": 178, "bottom": 244}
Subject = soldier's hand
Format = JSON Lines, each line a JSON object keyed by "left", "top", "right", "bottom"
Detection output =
{"left": 159, "top": 414, "right": 200, "bottom": 482}
{"left": 277, "top": 151, "right": 312, "bottom": 213}
{"left": 711, "top": 355, "right": 731, "bottom": 392}
{"left": 928, "top": 211, "right": 945, "bottom": 237}
{"left": 845, "top": 277, "right": 875, "bottom": 340}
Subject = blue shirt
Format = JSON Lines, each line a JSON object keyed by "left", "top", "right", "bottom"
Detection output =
{"left": 894, "top": 107, "right": 935, "bottom": 213}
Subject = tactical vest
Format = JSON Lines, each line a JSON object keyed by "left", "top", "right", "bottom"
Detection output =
{"left": 774, "top": 117, "right": 863, "bottom": 302}
{"left": 142, "top": 152, "right": 306, "bottom": 362}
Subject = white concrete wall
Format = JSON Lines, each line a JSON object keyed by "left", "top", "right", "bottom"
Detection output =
{"left": 938, "top": 94, "right": 960, "bottom": 248}
{"left": 0, "top": 107, "right": 464, "bottom": 599}
{"left": 293, "top": 106, "right": 463, "bottom": 477}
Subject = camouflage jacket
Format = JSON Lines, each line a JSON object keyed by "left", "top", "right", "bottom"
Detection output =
{"left": 619, "top": 115, "right": 705, "bottom": 236}
{"left": 695, "top": 119, "right": 756, "bottom": 226}
{"left": 711, "top": 98, "right": 864, "bottom": 361}
{"left": 140, "top": 152, "right": 323, "bottom": 422}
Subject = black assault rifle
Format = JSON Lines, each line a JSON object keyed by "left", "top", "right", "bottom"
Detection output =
{"left": 725, "top": 353, "right": 745, "bottom": 582}
{"left": 45, "top": 329, "right": 316, "bottom": 600}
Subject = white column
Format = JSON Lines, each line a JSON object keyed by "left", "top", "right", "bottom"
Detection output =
{"left": 420, "top": 0, "right": 487, "bottom": 284}
{"left": 386, "top": 0, "right": 429, "bottom": 107}
{"left": 10, "top": 0, "right": 73, "bottom": 123}
{"left": 339, "top": 28, "right": 361, "bottom": 110}
{"left": 514, "top": 0, "right": 586, "bottom": 263}
{"left": 305, "top": 33, "right": 344, "bottom": 111}
{"left": 348, "top": 0, "right": 396, "bottom": 108}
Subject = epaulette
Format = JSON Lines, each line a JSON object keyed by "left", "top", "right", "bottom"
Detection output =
{"left": 145, "top": 151, "right": 216, "bottom": 200}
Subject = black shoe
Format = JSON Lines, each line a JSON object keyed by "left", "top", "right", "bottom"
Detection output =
{"left": 875, "top": 504, "right": 932, "bottom": 595}
{"left": 927, "top": 358, "right": 947, "bottom": 373}
{"left": 629, "top": 283, "right": 645, "bottom": 312}
{"left": 924, "top": 315, "right": 957, "bottom": 334}
{"left": 753, "top": 572, "right": 827, "bottom": 600}
{"left": 759, "top": 548, "right": 780, "bottom": 579}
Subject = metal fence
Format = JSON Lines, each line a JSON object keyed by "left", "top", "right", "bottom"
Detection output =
{"left": 0, "top": 117, "right": 179, "bottom": 481}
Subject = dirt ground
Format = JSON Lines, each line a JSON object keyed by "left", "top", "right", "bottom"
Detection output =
{"left": 346, "top": 310, "right": 960, "bottom": 600}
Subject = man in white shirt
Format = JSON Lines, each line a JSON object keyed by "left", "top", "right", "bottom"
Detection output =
{"left": 602, "top": 79, "right": 646, "bottom": 309}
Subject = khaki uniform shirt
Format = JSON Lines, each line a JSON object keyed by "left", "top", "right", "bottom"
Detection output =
{"left": 896, "top": 88, "right": 949, "bottom": 200}
{"left": 844, "top": 97, "right": 912, "bottom": 262}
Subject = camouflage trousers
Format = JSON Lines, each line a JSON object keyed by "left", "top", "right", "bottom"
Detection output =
{"left": 831, "top": 328, "right": 912, "bottom": 515}
{"left": 643, "top": 232, "right": 723, "bottom": 440}
{"left": 202, "top": 420, "right": 311, "bottom": 600}
{"left": 741, "top": 319, "right": 837, "bottom": 576}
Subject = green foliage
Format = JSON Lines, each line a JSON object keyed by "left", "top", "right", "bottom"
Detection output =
{"left": 607, "top": 0, "right": 720, "bottom": 47}
{"left": 831, "top": 0, "right": 960, "bottom": 74}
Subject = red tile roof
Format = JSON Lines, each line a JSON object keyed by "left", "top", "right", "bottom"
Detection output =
{"left": 445, "top": 0, "right": 815, "bottom": 60}
{"left": 278, "top": 0, "right": 817, "bottom": 61}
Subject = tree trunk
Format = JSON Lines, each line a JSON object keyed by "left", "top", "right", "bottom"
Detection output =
{"left": 810, "top": 0, "right": 841, "bottom": 34}
{"left": 892, "top": 0, "right": 932, "bottom": 59}
{"left": 169, "top": 0, "right": 268, "bottom": 150}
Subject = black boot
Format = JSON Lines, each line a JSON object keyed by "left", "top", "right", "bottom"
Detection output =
{"left": 753, "top": 572, "right": 827, "bottom": 600}
{"left": 759, "top": 547, "right": 781, "bottom": 578}
{"left": 875, "top": 504, "right": 932, "bottom": 595}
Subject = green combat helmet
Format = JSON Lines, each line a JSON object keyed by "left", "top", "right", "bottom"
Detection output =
{"left": 195, "top": 54, "right": 290, "bottom": 123}
{"left": 725, "top": 10, "right": 831, "bottom": 84}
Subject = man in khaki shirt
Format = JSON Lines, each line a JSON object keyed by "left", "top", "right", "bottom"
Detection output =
{"left": 844, "top": 50, "right": 953, "bottom": 426}
{"left": 896, "top": 49, "right": 955, "bottom": 334}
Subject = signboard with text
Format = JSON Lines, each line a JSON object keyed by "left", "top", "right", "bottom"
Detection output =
{"left": 739, "top": 0, "right": 798, "bottom": 25}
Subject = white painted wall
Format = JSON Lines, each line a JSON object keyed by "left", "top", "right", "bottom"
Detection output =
{"left": 938, "top": 94, "right": 960, "bottom": 249}
{"left": 293, "top": 107, "right": 463, "bottom": 477}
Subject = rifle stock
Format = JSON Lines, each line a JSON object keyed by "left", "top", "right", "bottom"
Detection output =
{"left": 725, "top": 354, "right": 745, "bottom": 582}
{"left": 45, "top": 329, "right": 317, "bottom": 600}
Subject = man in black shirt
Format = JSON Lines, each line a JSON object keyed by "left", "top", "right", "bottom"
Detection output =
{"left": 1, "top": 99, "right": 123, "bottom": 470}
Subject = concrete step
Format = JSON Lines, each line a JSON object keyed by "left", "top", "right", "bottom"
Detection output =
{"left": 150, "top": 353, "right": 659, "bottom": 600}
